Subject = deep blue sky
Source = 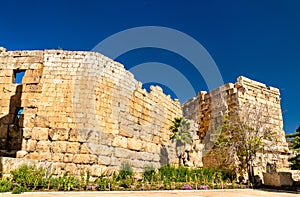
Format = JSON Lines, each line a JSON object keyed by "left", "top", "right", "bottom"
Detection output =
{"left": 1, "top": 0, "right": 299, "bottom": 134}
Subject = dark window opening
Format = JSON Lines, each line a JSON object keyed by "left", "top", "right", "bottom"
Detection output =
{"left": 13, "top": 70, "right": 26, "bottom": 84}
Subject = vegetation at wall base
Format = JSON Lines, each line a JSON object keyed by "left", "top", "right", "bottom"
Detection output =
{"left": 0, "top": 163, "right": 244, "bottom": 193}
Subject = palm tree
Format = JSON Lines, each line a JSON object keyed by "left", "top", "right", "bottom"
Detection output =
{"left": 169, "top": 117, "right": 192, "bottom": 165}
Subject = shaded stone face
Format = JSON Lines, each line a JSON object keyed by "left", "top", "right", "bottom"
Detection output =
{"left": 0, "top": 48, "right": 183, "bottom": 177}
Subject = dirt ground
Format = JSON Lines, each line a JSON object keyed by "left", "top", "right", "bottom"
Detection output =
{"left": 1, "top": 189, "right": 299, "bottom": 197}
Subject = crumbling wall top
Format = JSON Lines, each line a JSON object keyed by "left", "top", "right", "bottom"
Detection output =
{"left": 237, "top": 76, "right": 280, "bottom": 95}
{"left": 0, "top": 47, "right": 7, "bottom": 53}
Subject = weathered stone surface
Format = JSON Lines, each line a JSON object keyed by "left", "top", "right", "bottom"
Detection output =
{"left": 79, "top": 143, "right": 90, "bottom": 154}
{"left": 112, "top": 136, "right": 128, "bottom": 149}
{"left": 51, "top": 153, "right": 64, "bottom": 162}
{"left": 73, "top": 154, "right": 91, "bottom": 164}
{"left": 263, "top": 172, "right": 293, "bottom": 187}
{"left": 26, "top": 152, "right": 50, "bottom": 160}
{"left": 50, "top": 141, "right": 67, "bottom": 153}
{"left": 34, "top": 116, "right": 49, "bottom": 128}
{"left": 88, "top": 165, "right": 101, "bottom": 177}
{"left": 66, "top": 142, "right": 80, "bottom": 154}
{"left": 25, "top": 139, "right": 36, "bottom": 152}
{"left": 32, "top": 127, "right": 49, "bottom": 141}
{"left": 49, "top": 128, "right": 69, "bottom": 141}
{"left": 127, "top": 138, "right": 142, "bottom": 151}
{"left": 65, "top": 163, "right": 77, "bottom": 174}
{"left": 0, "top": 49, "right": 181, "bottom": 177}
{"left": 22, "top": 128, "right": 32, "bottom": 139}
{"left": 68, "top": 129, "right": 83, "bottom": 142}
{"left": 36, "top": 140, "right": 51, "bottom": 152}
{"left": 52, "top": 163, "right": 66, "bottom": 175}
{"left": 1, "top": 48, "right": 289, "bottom": 180}
{"left": 98, "top": 156, "right": 111, "bottom": 165}
{"left": 0, "top": 157, "right": 38, "bottom": 178}
{"left": 64, "top": 153, "right": 74, "bottom": 163}
{"left": 16, "top": 150, "right": 28, "bottom": 158}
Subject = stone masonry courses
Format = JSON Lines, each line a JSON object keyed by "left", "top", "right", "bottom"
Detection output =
{"left": 0, "top": 47, "right": 293, "bottom": 180}
{"left": 0, "top": 47, "right": 204, "bottom": 178}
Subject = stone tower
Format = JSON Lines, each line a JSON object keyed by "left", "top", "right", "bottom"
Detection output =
{"left": 183, "top": 76, "right": 290, "bottom": 175}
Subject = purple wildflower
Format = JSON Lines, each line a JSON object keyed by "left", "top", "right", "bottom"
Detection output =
{"left": 200, "top": 185, "right": 208, "bottom": 190}
{"left": 182, "top": 184, "right": 192, "bottom": 190}
{"left": 87, "top": 185, "right": 93, "bottom": 190}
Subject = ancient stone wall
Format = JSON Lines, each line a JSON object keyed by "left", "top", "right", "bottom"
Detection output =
{"left": 0, "top": 48, "right": 183, "bottom": 176}
{"left": 0, "top": 47, "right": 291, "bottom": 179}
{"left": 183, "top": 76, "right": 290, "bottom": 175}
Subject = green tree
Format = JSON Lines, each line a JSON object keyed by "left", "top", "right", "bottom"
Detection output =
{"left": 169, "top": 117, "right": 192, "bottom": 165}
{"left": 286, "top": 125, "right": 300, "bottom": 170}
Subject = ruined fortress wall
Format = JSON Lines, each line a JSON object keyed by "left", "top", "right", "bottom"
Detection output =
{"left": 183, "top": 76, "right": 290, "bottom": 172}
{"left": 0, "top": 48, "right": 182, "bottom": 176}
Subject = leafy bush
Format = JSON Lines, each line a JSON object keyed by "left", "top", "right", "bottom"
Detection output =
{"left": 0, "top": 178, "right": 13, "bottom": 192}
{"left": 57, "top": 172, "right": 79, "bottom": 191}
{"left": 96, "top": 175, "right": 117, "bottom": 191}
{"left": 118, "top": 163, "right": 134, "bottom": 180}
{"left": 10, "top": 164, "right": 46, "bottom": 191}
{"left": 12, "top": 186, "right": 27, "bottom": 194}
{"left": 159, "top": 164, "right": 176, "bottom": 181}
{"left": 143, "top": 165, "right": 157, "bottom": 182}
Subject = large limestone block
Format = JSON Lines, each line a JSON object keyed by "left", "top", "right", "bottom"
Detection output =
{"left": 142, "top": 142, "right": 159, "bottom": 153}
{"left": 65, "top": 163, "right": 77, "bottom": 174}
{"left": 73, "top": 154, "right": 91, "bottom": 164}
{"left": 114, "top": 148, "right": 132, "bottom": 158}
{"left": 51, "top": 153, "right": 64, "bottom": 162}
{"left": 89, "top": 155, "right": 98, "bottom": 164}
{"left": 79, "top": 143, "right": 90, "bottom": 154}
{"left": 263, "top": 172, "right": 293, "bottom": 187}
{"left": 23, "top": 115, "right": 35, "bottom": 128}
{"left": 66, "top": 142, "right": 80, "bottom": 154}
{"left": 127, "top": 138, "right": 142, "bottom": 151}
{"left": 22, "top": 128, "right": 32, "bottom": 139}
{"left": 36, "top": 140, "right": 51, "bottom": 152}
{"left": 26, "top": 152, "right": 50, "bottom": 160}
{"left": 50, "top": 141, "right": 67, "bottom": 153}
{"left": 64, "top": 153, "right": 74, "bottom": 163}
{"left": 26, "top": 139, "right": 37, "bottom": 152}
{"left": 16, "top": 150, "right": 28, "bottom": 158}
{"left": 98, "top": 156, "right": 111, "bottom": 165}
{"left": 112, "top": 136, "right": 127, "bottom": 149}
{"left": 68, "top": 129, "right": 82, "bottom": 142}
{"left": 49, "top": 128, "right": 69, "bottom": 141}
{"left": 0, "top": 157, "right": 38, "bottom": 177}
{"left": 32, "top": 127, "right": 48, "bottom": 141}
{"left": 91, "top": 165, "right": 105, "bottom": 177}
{"left": 34, "top": 116, "right": 50, "bottom": 128}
